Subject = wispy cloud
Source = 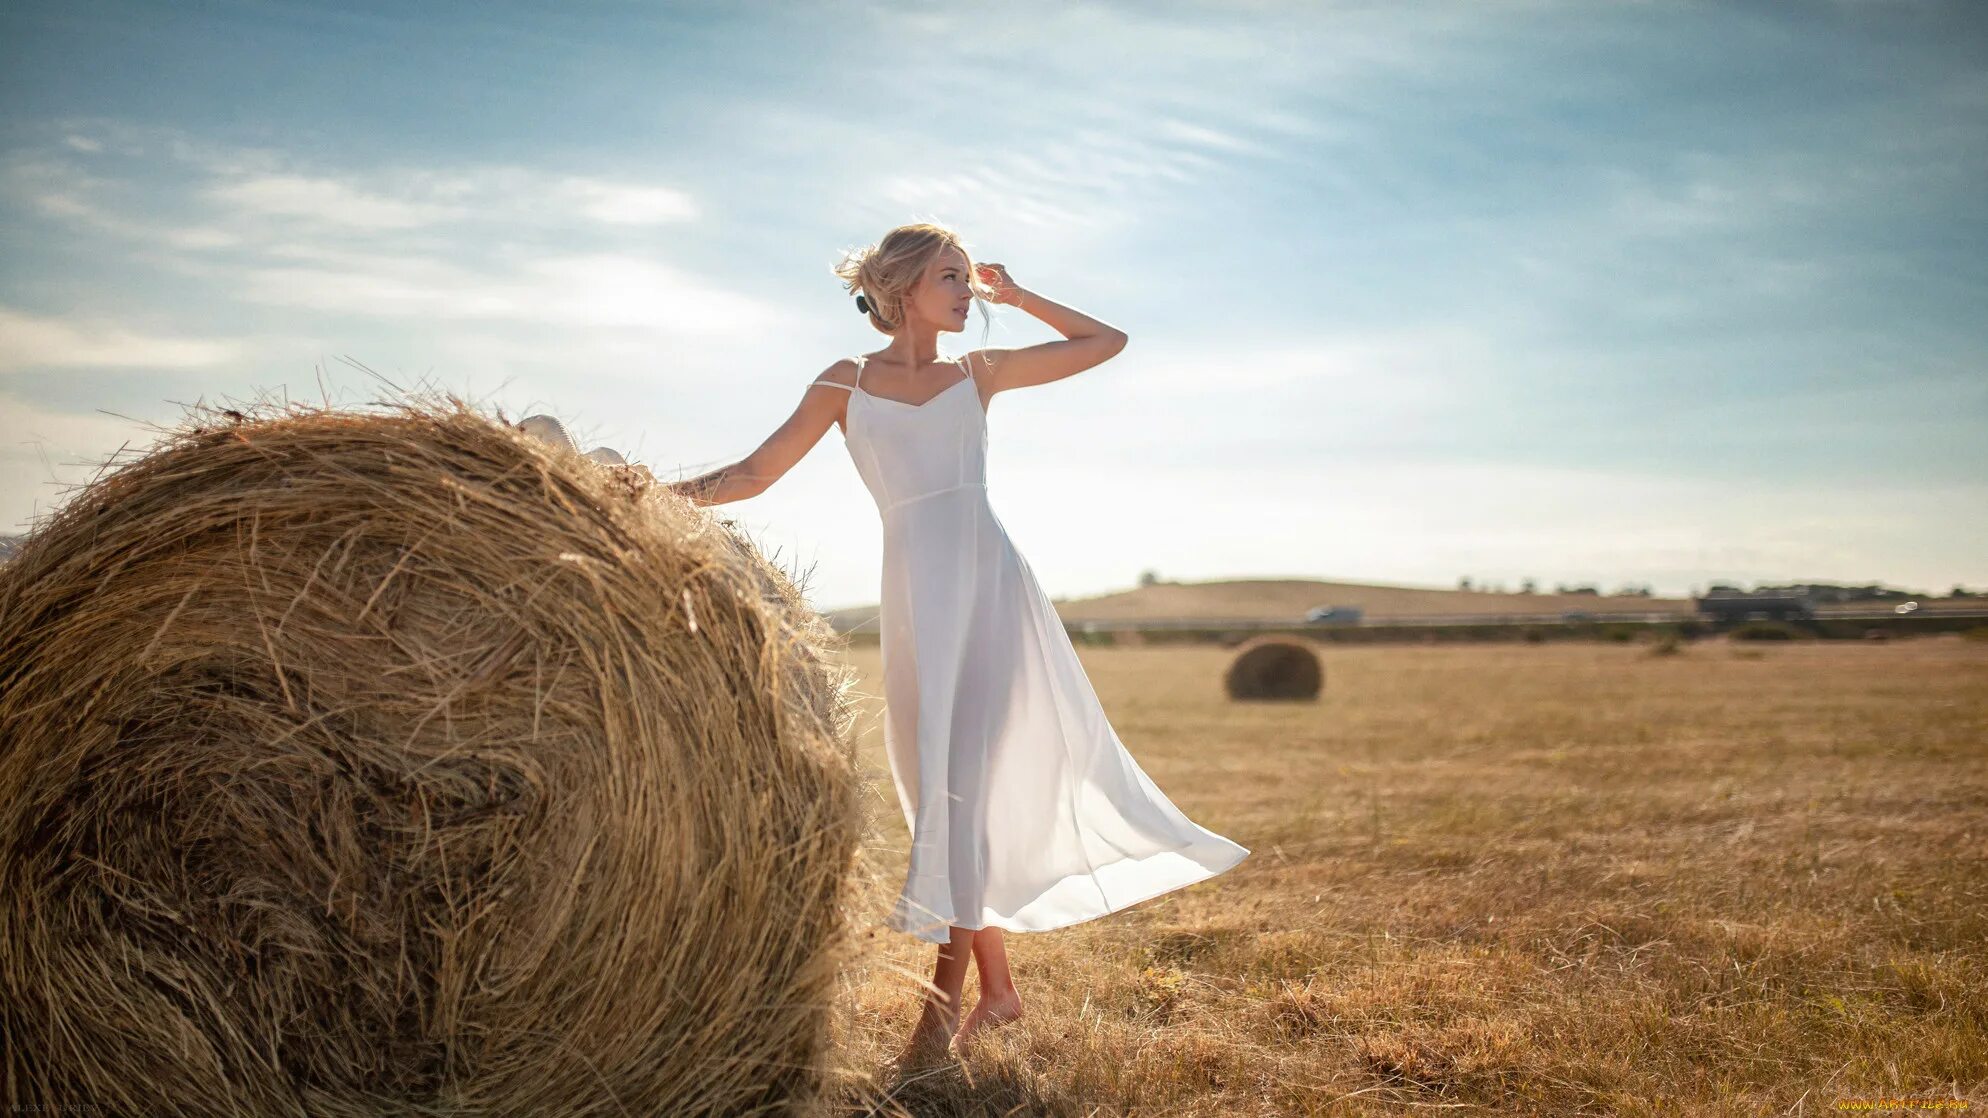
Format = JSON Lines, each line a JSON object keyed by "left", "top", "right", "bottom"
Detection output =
{"left": 557, "top": 178, "right": 699, "bottom": 224}
{"left": 872, "top": 121, "right": 1240, "bottom": 233}
{"left": 203, "top": 169, "right": 700, "bottom": 230}
{"left": 0, "top": 305, "right": 245, "bottom": 372}
{"left": 2, "top": 123, "right": 747, "bottom": 339}
{"left": 204, "top": 174, "right": 467, "bottom": 230}
{"left": 4, "top": 154, "right": 241, "bottom": 248}
{"left": 236, "top": 249, "right": 774, "bottom": 333}
{"left": 7, "top": 122, "right": 703, "bottom": 250}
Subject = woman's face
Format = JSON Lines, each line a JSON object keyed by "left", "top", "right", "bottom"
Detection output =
{"left": 908, "top": 247, "right": 974, "bottom": 333}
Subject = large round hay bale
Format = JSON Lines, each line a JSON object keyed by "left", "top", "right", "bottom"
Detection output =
{"left": 1223, "top": 636, "right": 1323, "bottom": 701}
{"left": 0, "top": 391, "right": 864, "bottom": 1115}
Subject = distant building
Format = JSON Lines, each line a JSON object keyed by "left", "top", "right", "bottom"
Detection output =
{"left": 1694, "top": 592, "right": 1816, "bottom": 624}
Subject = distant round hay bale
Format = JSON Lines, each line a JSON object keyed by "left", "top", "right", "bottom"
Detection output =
{"left": 1222, "top": 636, "right": 1323, "bottom": 701}
{"left": 0, "top": 391, "right": 863, "bottom": 1115}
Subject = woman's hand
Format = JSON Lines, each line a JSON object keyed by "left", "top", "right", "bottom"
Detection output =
{"left": 606, "top": 463, "right": 653, "bottom": 481}
{"left": 975, "top": 262, "right": 1024, "bottom": 306}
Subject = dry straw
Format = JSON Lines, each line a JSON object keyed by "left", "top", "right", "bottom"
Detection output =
{"left": 0, "top": 387, "right": 876, "bottom": 1115}
{"left": 1223, "top": 636, "right": 1324, "bottom": 701}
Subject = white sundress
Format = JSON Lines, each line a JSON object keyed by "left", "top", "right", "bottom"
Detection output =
{"left": 812, "top": 352, "right": 1249, "bottom": 944}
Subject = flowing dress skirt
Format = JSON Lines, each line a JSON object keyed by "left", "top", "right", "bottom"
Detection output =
{"left": 876, "top": 487, "right": 1249, "bottom": 943}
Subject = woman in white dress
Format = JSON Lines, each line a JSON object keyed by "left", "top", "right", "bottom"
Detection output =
{"left": 666, "top": 223, "right": 1248, "bottom": 1067}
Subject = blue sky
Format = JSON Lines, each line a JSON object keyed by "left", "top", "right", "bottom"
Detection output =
{"left": 2, "top": 0, "right": 1983, "bottom": 610}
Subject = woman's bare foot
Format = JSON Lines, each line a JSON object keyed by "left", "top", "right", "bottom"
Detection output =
{"left": 892, "top": 1011, "right": 958, "bottom": 1069}
{"left": 955, "top": 986, "right": 1025, "bottom": 1047}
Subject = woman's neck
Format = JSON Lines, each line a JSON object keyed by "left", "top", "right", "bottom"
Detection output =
{"left": 879, "top": 334, "right": 945, "bottom": 366}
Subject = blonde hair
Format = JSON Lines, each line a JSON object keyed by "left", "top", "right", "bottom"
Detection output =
{"left": 831, "top": 221, "right": 996, "bottom": 337}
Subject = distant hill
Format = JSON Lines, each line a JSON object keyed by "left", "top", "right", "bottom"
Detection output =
{"left": 818, "top": 576, "right": 1695, "bottom": 630}
{"left": 1052, "top": 577, "right": 1689, "bottom": 622}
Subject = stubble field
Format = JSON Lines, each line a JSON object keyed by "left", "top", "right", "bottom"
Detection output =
{"left": 824, "top": 636, "right": 1987, "bottom": 1116}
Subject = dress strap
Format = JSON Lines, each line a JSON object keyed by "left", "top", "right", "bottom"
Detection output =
{"left": 812, "top": 355, "right": 868, "bottom": 393}
{"left": 818, "top": 354, "right": 971, "bottom": 396}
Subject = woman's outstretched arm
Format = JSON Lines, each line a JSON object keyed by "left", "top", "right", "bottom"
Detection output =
{"left": 665, "top": 360, "right": 851, "bottom": 506}
{"left": 666, "top": 461, "right": 764, "bottom": 506}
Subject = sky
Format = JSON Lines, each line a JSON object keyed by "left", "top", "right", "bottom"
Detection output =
{"left": 1, "top": 0, "right": 1983, "bottom": 611}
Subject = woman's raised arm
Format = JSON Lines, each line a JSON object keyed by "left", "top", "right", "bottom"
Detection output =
{"left": 967, "top": 266, "right": 1128, "bottom": 396}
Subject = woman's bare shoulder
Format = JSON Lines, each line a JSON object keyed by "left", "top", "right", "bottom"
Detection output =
{"left": 809, "top": 358, "right": 859, "bottom": 389}
{"left": 963, "top": 348, "right": 1017, "bottom": 386}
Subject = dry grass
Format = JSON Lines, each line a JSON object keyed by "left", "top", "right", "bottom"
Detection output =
{"left": 827, "top": 636, "right": 1988, "bottom": 1115}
